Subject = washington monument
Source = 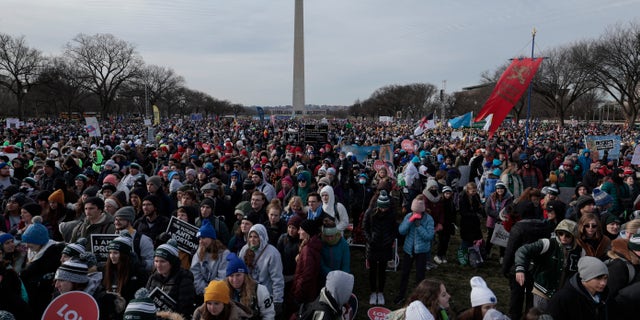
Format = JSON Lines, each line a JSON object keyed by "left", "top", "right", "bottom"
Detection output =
{"left": 292, "top": 0, "right": 305, "bottom": 114}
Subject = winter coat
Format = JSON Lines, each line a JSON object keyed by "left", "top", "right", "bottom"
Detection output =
{"left": 398, "top": 212, "right": 435, "bottom": 255}
{"left": 423, "top": 191, "right": 444, "bottom": 226}
{"left": 231, "top": 282, "right": 275, "bottom": 320}
{"left": 190, "top": 248, "right": 230, "bottom": 295}
{"left": 363, "top": 206, "right": 397, "bottom": 261}
{"left": 239, "top": 224, "right": 285, "bottom": 303}
{"left": 276, "top": 233, "right": 300, "bottom": 279}
{"left": 502, "top": 218, "right": 554, "bottom": 276}
{"left": 577, "top": 235, "right": 611, "bottom": 261}
{"left": 605, "top": 238, "right": 640, "bottom": 298}
{"left": 192, "top": 300, "right": 253, "bottom": 320}
{"left": 70, "top": 213, "right": 116, "bottom": 247}
{"left": 484, "top": 191, "right": 513, "bottom": 229}
{"left": 457, "top": 191, "right": 483, "bottom": 242}
{"left": 133, "top": 214, "right": 170, "bottom": 246}
{"left": 292, "top": 235, "right": 322, "bottom": 303}
{"left": 320, "top": 235, "right": 350, "bottom": 277}
{"left": 547, "top": 273, "right": 609, "bottom": 320}
{"left": 146, "top": 267, "right": 196, "bottom": 318}
{"left": 20, "top": 240, "right": 65, "bottom": 317}
{"left": 515, "top": 234, "right": 583, "bottom": 299}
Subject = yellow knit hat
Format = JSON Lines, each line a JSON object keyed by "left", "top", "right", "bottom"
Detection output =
{"left": 204, "top": 280, "right": 230, "bottom": 304}
{"left": 48, "top": 189, "right": 65, "bottom": 205}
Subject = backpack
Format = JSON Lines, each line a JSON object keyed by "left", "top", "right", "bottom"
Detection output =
{"left": 298, "top": 300, "right": 339, "bottom": 320}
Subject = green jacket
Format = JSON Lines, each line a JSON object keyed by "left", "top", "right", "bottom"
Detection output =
{"left": 515, "top": 237, "right": 583, "bottom": 299}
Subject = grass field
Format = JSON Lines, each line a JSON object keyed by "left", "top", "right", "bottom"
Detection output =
{"left": 348, "top": 234, "right": 511, "bottom": 319}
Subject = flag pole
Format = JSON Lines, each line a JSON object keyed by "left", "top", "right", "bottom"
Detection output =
{"left": 524, "top": 28, "right": 536, "bottom": 147}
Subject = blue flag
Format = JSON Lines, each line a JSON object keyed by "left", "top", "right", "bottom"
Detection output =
{"left": 256, "top": 107, "right": 265, "bottom": 122}
{"left": 448, "top": 112, "right": 473, "bottom": 129}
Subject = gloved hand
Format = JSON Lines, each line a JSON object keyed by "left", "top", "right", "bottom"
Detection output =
{"left": 274, "top": 302, "right": 283, "bottom": 315}
{"left": 408, "top": 212, "right": 422, "bottom": 222}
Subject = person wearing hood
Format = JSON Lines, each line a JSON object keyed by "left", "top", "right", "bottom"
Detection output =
{"left": 319, "top": 185, "right": 349, "bottom": 232}
{"left": 300, "top": 270, "right": 355, "bottom": 320}
{"left": 485, "top": 182, "right": 513, "bottom": 262}
{"left": 191, "top": 219, "right": 230, "bottom": 299}
{"left": 547, "top": 256, "right": 610, "bottom": 320}
{"left": 238, "top": 223, "right": 285, "bottom": 315}
{"left": 601, "top": 168, "right": 631, "bottom": 217}
{"left": 291, "top": 171, "right": 312, "bottom": 206}
{"left": 514, "top": 219, "right": 583, "bottom": 312}
{"left": 17, "top": 215, "right": 65, "bottom": 317}
{"left": 250, "top": 170, "right": 276, "bottom": 202}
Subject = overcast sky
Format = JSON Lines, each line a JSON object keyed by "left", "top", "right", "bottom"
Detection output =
{"left": 3, "top": 0, "right": 640, "bottom": 107}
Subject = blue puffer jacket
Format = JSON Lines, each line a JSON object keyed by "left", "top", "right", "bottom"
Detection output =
{"left": 399, "top": 212, "right": 435, "bottom": 255}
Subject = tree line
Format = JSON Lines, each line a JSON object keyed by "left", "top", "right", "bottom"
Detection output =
{"left": 0, "top": 33, "right": 244, "bottom": 118}
{"left": 349, "top": 21, "right": 640, "bottom": 127}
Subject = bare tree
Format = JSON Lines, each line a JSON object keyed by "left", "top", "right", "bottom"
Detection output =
{"left": 534, "top": 42, "right": 598, "bottom": 126}
{"left": 37, "top": 57, "right": 89, "bottom": 115}
{"left": 0, "top": 33, "right": 42, "bottom": 117}
{"left": 133, "top": 64, "right": 185, "bottom": 116}
{"left": 65, "top": 33, "right": 142, "bottom": 116}
{"left": 587, "top": 22, "right": 640, "bottom": 126}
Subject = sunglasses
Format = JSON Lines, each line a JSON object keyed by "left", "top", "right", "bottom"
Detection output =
{"left": 318, "top": 183, "right": 327, "bottom": 187}
{"left": 556, "top": 231, "right": 572, "bottom": 238}
{"left": 585, "top": 224, "right": 598, "bottom": 229}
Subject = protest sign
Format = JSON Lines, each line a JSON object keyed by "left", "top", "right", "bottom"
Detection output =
{"left": 90, "top": 234, "right": 118, "bottom": 264}
{"left": 166, "top": 216, "right": 199, "bottom": 255}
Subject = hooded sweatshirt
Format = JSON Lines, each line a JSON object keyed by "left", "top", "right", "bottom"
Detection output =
{"left": 238, "top": 224, "right": 285, "bottom": 303}
{"left": 320, "top": 186, "right": 349, "bottom": 231}
{"left": 321, "top": 270, "right": 354, "bottom": 312}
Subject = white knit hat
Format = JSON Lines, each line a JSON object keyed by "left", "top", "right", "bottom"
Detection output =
{"left": 470, "top": 276, "right": 497, "bottom": 307}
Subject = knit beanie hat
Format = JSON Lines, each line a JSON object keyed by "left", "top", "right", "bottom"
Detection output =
{"left": 197, "top": 219, "right": 217, "bottom": 240}
{"left": 21, "top": 202, "right": 41, "bottom": 216}
{"left": 104, "top": 198, "right": 120, "bottom": 211}
{"left": 55, "top": 258, "right": 89, "bottom": 283}
{"left": 442, "top": 186, "right": 453, "bottom": 193}
{"left": 470, "top": 276, "right": 497, "bottom": 307}
{"left": 142, "top": 195, "right": 161, "bottom": 209}
{"left": 62, "top": 238, "right": 87, "bottom": 257}
{"left": 23, "top": 177, "right": 37, "bottom": 188}
{"left": 115, "top": 206, "right": 136, "bottom": 223}
{"left": 124, "top": 288, "right": 157, "bottom": 320}
{"left": 411, "top": 197, "right": 425, "bottom": 213}
{"left": 83, "top": 186, "right": 100, "bottom": 197}
{"left": 21, "top": 216, "right": 49, "bottom": 245}
{"left": 146, "top": 175, "right": 163, "bottom": 189}
{"left": 287, "top": 215, "right": 303, "bottom": 229}
{"left": 300, "top": 219, "right": 319, "bottom": 236}
{"left": 103, "top": 174, "right": 118, "bottom": 187}
{"left": 48, "top": 189, "right": 65, "bottom": 205}
{"left": 592, "top": 189, "right": 613, "bottom": 207}
{"left": 108, "top": 230, "right": 133, "bottom": 255}
{"left": 377, "top": 190, "right": 391, "bottom": 208}
{"left": 0, "top": 233, "right": 14, "bottom": 246}
{"left": 226, "top": 252, "right": 249, "bottom": 277}
{"left": 155, "top": 238, "right": 180, "bottom": 265}
{"left": 0, "top": 310, "right": 15, "bottom": 320}
{"left": 578, "top": 256, "right": 609, "bottom": 281}
{"left": 204, "top": 280, "right": 231, "bottom": 304}
{"left": 575, "top": 195, "right": 595, "bottom": 210}
{"left": 130, "top": 187, "right": 148, "bottom": 200}
{"left": 426, "top": 179, "right": 438, "bottom": 191}
{"left": 628, "top": 232, "right": 640, "bottom": 251}
{"left": 8, "top": 193, "right": 28, "bottom": 207}
{"left": 200, "top": 197, "right": 215, "bottom": 209}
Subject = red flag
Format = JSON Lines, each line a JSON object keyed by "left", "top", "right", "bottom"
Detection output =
{"left": 474, "top": 57, "right": 543, "bottom": 137}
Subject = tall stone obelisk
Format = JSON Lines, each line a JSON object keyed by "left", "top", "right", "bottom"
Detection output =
{"left": 292, "top": 0, "right": 305, "bottom": 115}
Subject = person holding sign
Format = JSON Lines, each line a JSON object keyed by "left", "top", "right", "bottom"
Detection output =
{"left": 191, "top": 219, "right": 231, "bottom": 300}
{"left": 192, "top": 280, "right": 253, "bottom": 320}
{"left": 146, "top": 239, "right": 196, "bottom": 318}
{"left": 103, "top": 231, "right": 148, "bottom": 301}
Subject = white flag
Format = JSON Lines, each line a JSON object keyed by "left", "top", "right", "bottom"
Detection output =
{"left": 482, "top": 114, "right": 493, "bottom": 131}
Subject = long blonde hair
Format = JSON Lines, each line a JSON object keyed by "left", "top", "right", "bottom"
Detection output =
{"left": 226, "top": 273, "right": 257, "bottom": 309}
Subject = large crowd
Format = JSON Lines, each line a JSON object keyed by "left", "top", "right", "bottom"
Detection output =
{"left": 0, "top": 116, "right": 638, "bottom": 320}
